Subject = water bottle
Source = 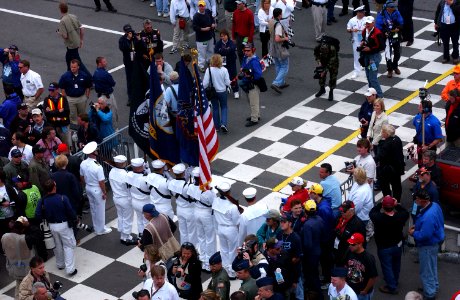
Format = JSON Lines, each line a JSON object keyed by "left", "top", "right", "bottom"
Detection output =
{"left": 275, "top": 268, "right": 284, "bottom": 284}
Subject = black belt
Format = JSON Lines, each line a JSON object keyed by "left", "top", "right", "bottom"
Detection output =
{"left": 136, "top": 187, "right": 151, "bottom": 196}
{"left": 152, "top": 186, "right": 172, "bottom": 199}
{"left": 312, "top": 2, "right": 327, "bottom": 6}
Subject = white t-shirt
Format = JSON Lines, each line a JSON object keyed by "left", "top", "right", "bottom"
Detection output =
{"left": 349, "top": 182, "right": 374, "bottom": 221}
{"left": 354, "top": 154, "right": 376, "bottom": 183}
{"left": 143, "top": 279, "right": 180, "bottom": 300}
{"left": 8, "top": 145, "right": 33, "bottom": 165}
{"left": 328, "top": 283, "right": 358, "bottom": 300}
{"left": 20, "top": 70, "right": 44, "bottom": 97}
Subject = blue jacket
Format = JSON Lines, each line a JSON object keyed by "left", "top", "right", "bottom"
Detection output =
{"left": 215, "top": 39, "right": 238, "bottom": 78}
{"left": 301, "top": 214, "right": 325, "bottom": 257}
{"left": 413, "top": 202, "right": 444, "bottom": 247}
{"left": 358, "top": 100, "right": 373, "bottom": 123}
{"left": 59, "top": 71, "right": 92, "bottom": 97}
{"left": 35, "top": 193, "right": 77, "bottom": 224}
{"left": 413, "top": 180, "right": 439, "bottom": 204}
{"left": 1, "top": 50, "right": 21, "bottom": 87}
{"left": 241, "top": 55, "right": 262, "bottom": 83}
{"left": 375, "top": 9, "right": 404, "bottom": 33}
{"left": 93, "top": 67, "right": 116, "bottom": 95}
{"left": 317, "top": 200, "right": 336, "bottom": 238}
{"left": 412, "top": 113, "right": 443, "bottom": 145}
{"left": 0, "top": 92, "right": 21, "bottom": 127}
{"left": 88, "top": 107, "right": 114, "bottom": 140}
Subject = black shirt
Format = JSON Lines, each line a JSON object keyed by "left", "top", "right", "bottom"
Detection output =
{"left": 345, "top": 250, "right": 378, "bottom": 295}
{"left": 369, "top": 203, "right": 409, "bottom": 249}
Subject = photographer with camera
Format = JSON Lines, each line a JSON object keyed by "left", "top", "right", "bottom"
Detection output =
{"left": 238, "top": 44, "right": 263, "bottom": 127}
{"left": 88, "top": 97, "right": 115, "bottom": 144}
{"left": 1, "top": 45, "right": 23, "bottom": 100}
{"left": 268, "top": 8, "right": 291, "bottom": 94}
{"left": 313, "top": 36, "right": 340, "bottom": 101}
{"left": 375, "top": 1, "right": 403, "bottom": 78}
{"left": 168, "top": 243, "right": 202, "bottom": 299}
{"left": 232, "top": 235, "right": 269, "bottom": 280}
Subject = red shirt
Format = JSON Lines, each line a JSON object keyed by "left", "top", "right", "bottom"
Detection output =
{"left": 232, "top": 8, "right": 254, "bottom": 42}
{"left": 282, "top": 188, "right": 309, "bottom": 212}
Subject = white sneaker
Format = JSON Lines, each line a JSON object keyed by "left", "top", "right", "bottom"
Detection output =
{"left": 350, "top": 72, "right": 358, "bottom": 79}
{"left": 96, "top": 227, "right": 112, "bottom": 235}
{"left": 234, "top": 92, "right": 240, "bottom": 99}
{"left": 150, "top": 3, "right": 154, "bottom": 6}
{"left": 158, "top": 12, "right": 162, "bottom": 16}
{"left": 163, "top": 12, "right": 169, "bottom": 17}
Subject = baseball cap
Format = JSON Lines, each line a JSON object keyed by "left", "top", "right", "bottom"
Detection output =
{"left": 243, "top": 42, "right": 253, "bottom": 49}
{"left": 16, "top": 216, "right": 29, "bottom": 224}
{"left": 8, "top": 45, "right": 18, "bottom": 51}
{"left": 235, "top": 0, "right": 247, "bottom": 4}
{"left": 331, "top": 267, "right": 348, "bottom": 278}
{"left": 17, "top": 103, "right": 28, "bottom": 110}
{"left": 417, "top": 167, "right": 431, "bottom": 176}
{"left": 304, "top": 200, "right": 317, "bottom": 212}
{"left": 31, "top": 108, "right": 42, "bottom": 115}
{"left": 289, "top": 176, "right": 305, "bottom": 187}
{"left": 365, "top": 16, "right": 375, "bottom": 23}
{"left": 309, "top": 183, "right": 324, "bottom": 195}
{"left": 386, "top": 1, "right": 397, "bottom": 8}
{"left": 364, "top": 87, "right": 377, "bottom": 97}
{"left": 11, "top": 149, "right": 22, "bottom": 158}
{"left": 382, "top": 195, "right": 396, "bottom": 208}
{"left": 123, "top": 24, "right": 133, "bottom": 32}
{"left": 32, "top": 145, "right": 46, "bottom": 155}
{"left": 198, "top": 0, "right": 206, "bottom": 6}
{"left": 347, "top": 232, "right": 365, "bottom": 245}
{"left": 280, "top": 213, "right": 293, "bottom": 222}
{"left": 340, "top": 200, "right": 355, "bottom": 213}
{"left": 12, "top": 175, "right": 26, "bottom": 183}
{"left": 48, "top": 82, "right": 58, "bottom": 91}
{"left": 57, "top": 143, "right": 69, "bottom": 153}
{"left": 266, "top": 238, "right": 283, "bottom": 249}
{"left": 142, "top": 203, "right": 159, "bottom": 217}
{"left": 265, "top": 209, "right": 281, "bottom": 220}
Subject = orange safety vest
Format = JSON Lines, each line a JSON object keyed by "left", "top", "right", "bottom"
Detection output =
{"left": 47, "top": 97, "right": 67, "bottom": 122}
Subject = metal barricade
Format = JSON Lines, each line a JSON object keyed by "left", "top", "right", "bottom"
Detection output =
{"left": 340, "top": 175, "right": 354, "bottom": 202}
{"left": 72, "top": 126, "right": 134, "bottom": 179}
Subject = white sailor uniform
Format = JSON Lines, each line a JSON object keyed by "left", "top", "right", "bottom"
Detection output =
{"left": 347, "top": 15, "right": 366, "bottom": 77}
{"left": 168, "top": 178, "right": 195, "bottom": 244}
{"left": 127, "top": 171, "right": 151, "bottom": 234}
{"left": 109, "top": 166, "right": 134, "bottom": 241}
{"left": 237, "top": 202, "right": 269, "bottom": 246}
{"left": 145, "top": 172, "right": 175, "bottom": 220}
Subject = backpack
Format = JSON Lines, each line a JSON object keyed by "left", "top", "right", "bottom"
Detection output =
{"left": 321, "top": 36, "right": 340, "bottom": 53}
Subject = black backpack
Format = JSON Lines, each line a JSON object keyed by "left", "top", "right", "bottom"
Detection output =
{"left": 321, "top": 36, "right": 340, "bottom": 53}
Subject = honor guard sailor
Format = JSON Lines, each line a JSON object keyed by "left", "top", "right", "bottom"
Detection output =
{"left": 237, "top": 187, "right": 268, "bottom": 246}
{"left": 187, "top": 167, "right": 216, "bottom": 272}
{"left": 168, "top": 163, "right": 195, "bottom": 244}
{"left": 109, "top": 155, "right": 137, "bottom": 245}
{"left": 79, "top": 141, "right": 111, "bottom": 235}
{"left": 145, "top": 159, "right": 175, "bottom": 220}
{"left": 127, "top": 158, "right": 152, "bottom": 238}
{"left": 347, "top": 6, "right": 367, "bottom": 79}
{"left": 212, "top": 181, "right": 240, "bottom": 278}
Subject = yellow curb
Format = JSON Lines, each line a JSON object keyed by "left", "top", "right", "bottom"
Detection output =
{"left": 272, "top": 64, "right": 458, "bottom": 192}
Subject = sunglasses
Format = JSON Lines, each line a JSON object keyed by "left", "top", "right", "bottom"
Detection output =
{"left": 182, "top": 242, "right": 194, "bottom": 249}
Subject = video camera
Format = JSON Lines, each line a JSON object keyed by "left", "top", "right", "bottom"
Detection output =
{"left": 282, "top": 40, "right": 296, "bottom": 49}
{"left": 313, "top": 66, "right": 325, "bottom": 79}
{"left": 344, "top": 161, "right": 356, "bottom": 171}
{"left": 50, "top": 281, "right": 63, "bottom": 299}
{"left": 238, "top": 68, "right": 253, "bottom": 80}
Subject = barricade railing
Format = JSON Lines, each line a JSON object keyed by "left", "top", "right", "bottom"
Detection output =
{"left": 72, "top": 126, "right": 134, "bottom": 179}
{"left": 340, "top": 175, "right": 354, "bottom": 202}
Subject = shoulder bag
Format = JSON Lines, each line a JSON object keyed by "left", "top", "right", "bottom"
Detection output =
{"left": 150, "top": 214, "right": 180, "bottom": 261}
{"left": 205, "top": 68, "right": 218, "bottom": 100}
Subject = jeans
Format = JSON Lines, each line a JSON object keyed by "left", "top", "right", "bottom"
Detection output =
{"left": 357, "top": 290, "right": 374, "bottom": 300}
{"left": 156, "top": 0, "right": 169, "bottom": 13}
{"left": 418, "top": 244, "right": 439, "bottom": 298}
{"left": 272, "top": 57, "right": 289, "bottom": 86}
{"left": 377, "top": 245, "right": 402, "bottom": 291}
{"left": 211, "top": 91, "right": 228, "bottom": 127}
{"left": 364, "top": 52, "right": 383, "bottom": 97}
{"left": 254, "top": 0, "right": 261, "bottom": 26}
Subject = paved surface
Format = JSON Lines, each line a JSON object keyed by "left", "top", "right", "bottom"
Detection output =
{"left": 1, "top": 0, "right": 460, "bottom": 299}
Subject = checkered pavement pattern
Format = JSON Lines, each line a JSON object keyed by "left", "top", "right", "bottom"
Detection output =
{"left": 0, "top": 22, "right": 456, "bottom": 300}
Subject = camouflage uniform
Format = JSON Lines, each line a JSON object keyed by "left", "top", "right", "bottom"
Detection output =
{"left": 207, "top": 268, "right": 230, "bottom": 300}
{"left": 314, "top": 42, "right": 339, "bottom": 90}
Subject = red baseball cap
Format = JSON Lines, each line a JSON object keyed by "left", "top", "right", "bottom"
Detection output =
{"left": 57, "top": 143, "right": 69, "bottom": 153}
{"left": 347, "top": 233, "right": 365, "bottom": 245}
{"left": 382, "top": 195, "right": 396, "bottom": 208}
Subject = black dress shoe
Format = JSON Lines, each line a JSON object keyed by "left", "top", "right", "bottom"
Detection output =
{"left": 271, "top": 84, "right": 282, "bottom": 94}
{"left": 95, "top": 7, "right": 101, "bottom": 11}
{"left": 406, "top": 41, "right": 413, "bottom": 47}
{"left": 69, "top": 269, "right": 78, "bottom": 276}
{"left": 327, "top": 20, "right": 332, "bottom": 26}
{"left": 245, "top": 120, "right": 259, "bottom": 127}
{"left": 109, "top": 7, "right": 117, "bottom": 12}
{"left": 315, "top": 86, "right": 326, "bottom": 97}
{"left": 246, "top": 117, "right": 260, "bottom": 121}
{"left": 331, "top": 17, "right": 338, "bottom": 23}
{"left": 121, "top": 239, "right": 138, "bottom": 246}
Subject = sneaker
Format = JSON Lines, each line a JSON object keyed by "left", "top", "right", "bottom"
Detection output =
{"left": 69, "top": 269, "right": 78, "bottom": 276}
{"left": 271, "top": 84, "right": 282, "bottom": 94}
{"left": 220, "top": 125, "right": 228, "bottom": 133}
{"left": 169, "top": 48, "right": 178, "bottom": 54}
{"left": 96, "top": 227, "right": 112, "bottom": 235}
{"left": 157, "top": 12, "right": 162, "bottom": 16}
{"left": 279, "top": 83, "right": 290, "bottom": 89}
{"left": 150, "top": 3, "right": 154, "bottom": 6}
{"left": 350, "top": 72, "right": 358, "bottom": 79}
{"left": 234, "top": 92, "right": 240, "bottom": 99}
{"left": 163, "top": 12, "right": 169, "bottom": 17}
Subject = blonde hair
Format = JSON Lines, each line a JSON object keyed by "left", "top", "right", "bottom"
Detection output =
{"left": 200, "top": 289, "right": 221, "bottom": 300}
{"left": 353, "top": 167, "right": 367, "bottom": 185}
{"left": 259, "top": 0, "right": 271, "bottom": 10}
{"left": 210, "top": 54, "right": 223, "bottom": 68}
{"left": 374, "top": 98, "right": 385, "bottom": 111}
{"left": 54, "top": 154, "right": 68, "bottom": 169}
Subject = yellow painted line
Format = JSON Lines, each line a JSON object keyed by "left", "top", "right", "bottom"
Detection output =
{"left": 273, "top": 65, "right": 457, "bottom": 192}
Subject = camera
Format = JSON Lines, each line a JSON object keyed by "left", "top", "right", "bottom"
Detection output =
{"left": 313, "top": 66, "right": 325, "bottom": 79}
{"left": 419, "top": 87, "right": 428, "bottom": 100}
{"left": 344, "top": 161, "right": 356, "bottom": 171}
{"left": 50, "top": 281, "right": 63, "bottom": 299}
{"left": 139, "top": 264, "right": 147, "bottom": 272}
{"left": 238, "top": 68, "right": 253, "bottom": 80}
{"left": 282, "top": 40, "right": 295, "bottom": 49}
{"left": 237, "top": 246, "right": 250, "bottom": 259}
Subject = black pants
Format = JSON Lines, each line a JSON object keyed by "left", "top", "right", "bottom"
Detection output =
{"left": 398, "top": 0, "right": 414, "bottom": 42}
{"left": 379, "top": 166, "right": 402, "bottom": 201}
{"left": 259, "top": 31, "right": 270, "bottom": 58}
{"left": 341, "top": 0, "right": 370, "bottom": 15}
{"left": 124, "top": 59, "right": 134, "bottom": 102}
{"left": 303, "top": 255, "right": 323, "bottom": 300}
{"left": 439, "top": 23, "right": 459, "bottom": 60}
{"left": 235, "top": 34, "right": 246, "bottom": 65}
{"left": 65, "top": 48, "right": 91, "bottom": 78}
{"left": 319, "top": 239, "right": 334, "bottom": 283}
{"left": 386, "top": 40, "right": 401, "bottom": 71}
{"left": 94, "top": 0, "right": 114, "bottom": 9}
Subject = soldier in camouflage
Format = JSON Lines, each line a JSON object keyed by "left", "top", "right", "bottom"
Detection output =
{"left": 313, "top": 36, "right": 339, "bottom": 101}
{"left": 207, "top": 252, "right": 231, "bottom": 300}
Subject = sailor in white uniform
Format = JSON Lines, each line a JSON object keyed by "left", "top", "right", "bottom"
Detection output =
{"left": 145, "top": 160, "right": 175, "bottom": 220}
{"left": 127, "top": 158, "right": 151, "bottom": 237}
{"left": 187, "top": 167, "right": 216, "bottom": 272}
{"left": 212, "top": 181, "right": 240, "bottom": 278}
{"left": 108, "top": 155, "right": 137, "bottom": 245}
{"left": 237, "top": 187, "right": 268, "bottom": 246}
{"left": 347, "top": 6, "right": 366, "bottom": 79}
{"left": 79, "top": 142, "right": 111, "bottom": 235}
{"left": 168, "top": 163, "right": 195, "bottom": 244}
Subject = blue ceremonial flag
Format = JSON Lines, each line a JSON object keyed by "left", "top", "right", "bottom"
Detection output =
{"left": 176, "top": 59, "right": 199, "bottom": 166}
{"left": 148, "top": 61, "right": 180, "bottom": 164}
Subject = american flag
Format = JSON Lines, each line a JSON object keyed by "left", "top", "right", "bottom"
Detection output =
{"left": 192, "top": 63, "right": 219, "bottom": 189}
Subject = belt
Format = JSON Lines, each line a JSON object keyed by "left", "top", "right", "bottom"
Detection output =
{"left": 312, "top": 2, "right": 327, "bottom": 6}
{"left": 219, "top": 224, "right": 237, "bottom": 227}
{"left": 49, "top": 220, "right": 67, "bottom": 224}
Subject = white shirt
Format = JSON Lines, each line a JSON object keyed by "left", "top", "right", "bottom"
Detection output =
{"left": 328, "top": 282, "right": 358, "bottom": 300}
{"left": 8, "top": 145, "right": 33, "bottom": 164}
{"left": 273, "top": 0, "right": 295, "bottom": 30}
{"left": 203, "top": 67, "right": 231, "bottom": 93}
{"left": 170, "top": 0, "right": 190, "bottom": 24}
{"left": 354, "top": 154, "right": 376, "bottom": 183}
{"left": 349, "top": 182, "right": 373, "bottom": 221}
{"left": 238, "top": 202, "right": 268, "bottom": 245}
{"left": 347, "top": 16, "right": 366, "bottom": 44}
{"left": 80, "top": 157, "right": 105, "bottom": 186}
{"left": 108, "top": 167, "right": 130, "bottom": 198}
{"left": 212, "top": 196, "right": 240, "bottom": 226}
{"left": 258, "top": 7, "right": 274, "bottom": 33}
{"left": 143, "top": 279, "right": 180, "bottom": 300}
{"left": 168, "top": 178, "right": 191, "bottom": 208}
{"left": 164, "top": 84, "right": 179, "bottom": 112}
{"left": 127, "top": 171, "right": 151, "bottom": 202}
{"left": 20, "top": 70, "right": 43, "bottom": 97}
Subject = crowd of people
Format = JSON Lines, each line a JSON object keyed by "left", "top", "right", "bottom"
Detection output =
{"left": 1, "top": 0, "right": 460, "bottom": 299}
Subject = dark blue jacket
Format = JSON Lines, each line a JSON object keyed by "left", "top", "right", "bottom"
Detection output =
{"left": 0, "top": 125, "right": 12, "bottom": 157}
{"left": 413, "top": 180, "right": 439, "bottom": 203}
{"left": 35, "top": 193, "right": 76, "bottom": 223}
{"left": 241, "top": 55, "right": 262, "bottom": 83}
{"left": 215, "top": 39, "right": 238, "bottom": 78}
{"left": 192, "top": 9, "right": 215, "bottom": 42}
{"left": 59, "top": 71, "right": 92, "bottom": 97}
{"left": 119, "top": 35, "right": 134, "bottom": 65}
{"left": 301, "top": 214, "right": 325, "bottom": 257}
{"left": 317, "top": 199, "right": 336, "bottom": 239}
{"left": 413, "top": 202, "right": 444, "bottom": 247}
{"left": 1, "top": 50, "right": 21, "bottom": 87}
{"left": 93, "top": 67, "right": 116, "bottom": 95}
{"left": 375, "top": 9, "right": 404, "bottom": 33}
{"left": 0, "top": 92, "right": 21, "bottom": 127}
{"left": 51, "top": 169, "right": 81, "bottom": 213}
{"left": 358, "top": 100, "right": 374, "bottom": 123}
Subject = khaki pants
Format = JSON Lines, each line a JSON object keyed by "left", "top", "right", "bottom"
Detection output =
{"left": 225, "top": 10, "right": 233, "bottom": 34}
{"left": 311, "top": 4, "right": 327, "bottom": 41}
{"left": 67, "top": 95, "right": 88, "bottom": 124}
{"left": 172, "top": 19, "right": 189, "bottom": 50}
{"left": 23, "top": 96, "right": 40, "bottom": 110}
{"left": 247, "top": 86, "right": 260, "bottom": 122}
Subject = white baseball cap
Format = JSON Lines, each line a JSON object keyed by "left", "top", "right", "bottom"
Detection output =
{"left": 364, "top": 88, "right": 377, "bottom": 97}
{"left": 365, "top": 16, "right": 375, "bottom": 23}
{"left": 289, "top": 176, "right": 305, "bottom": 187}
